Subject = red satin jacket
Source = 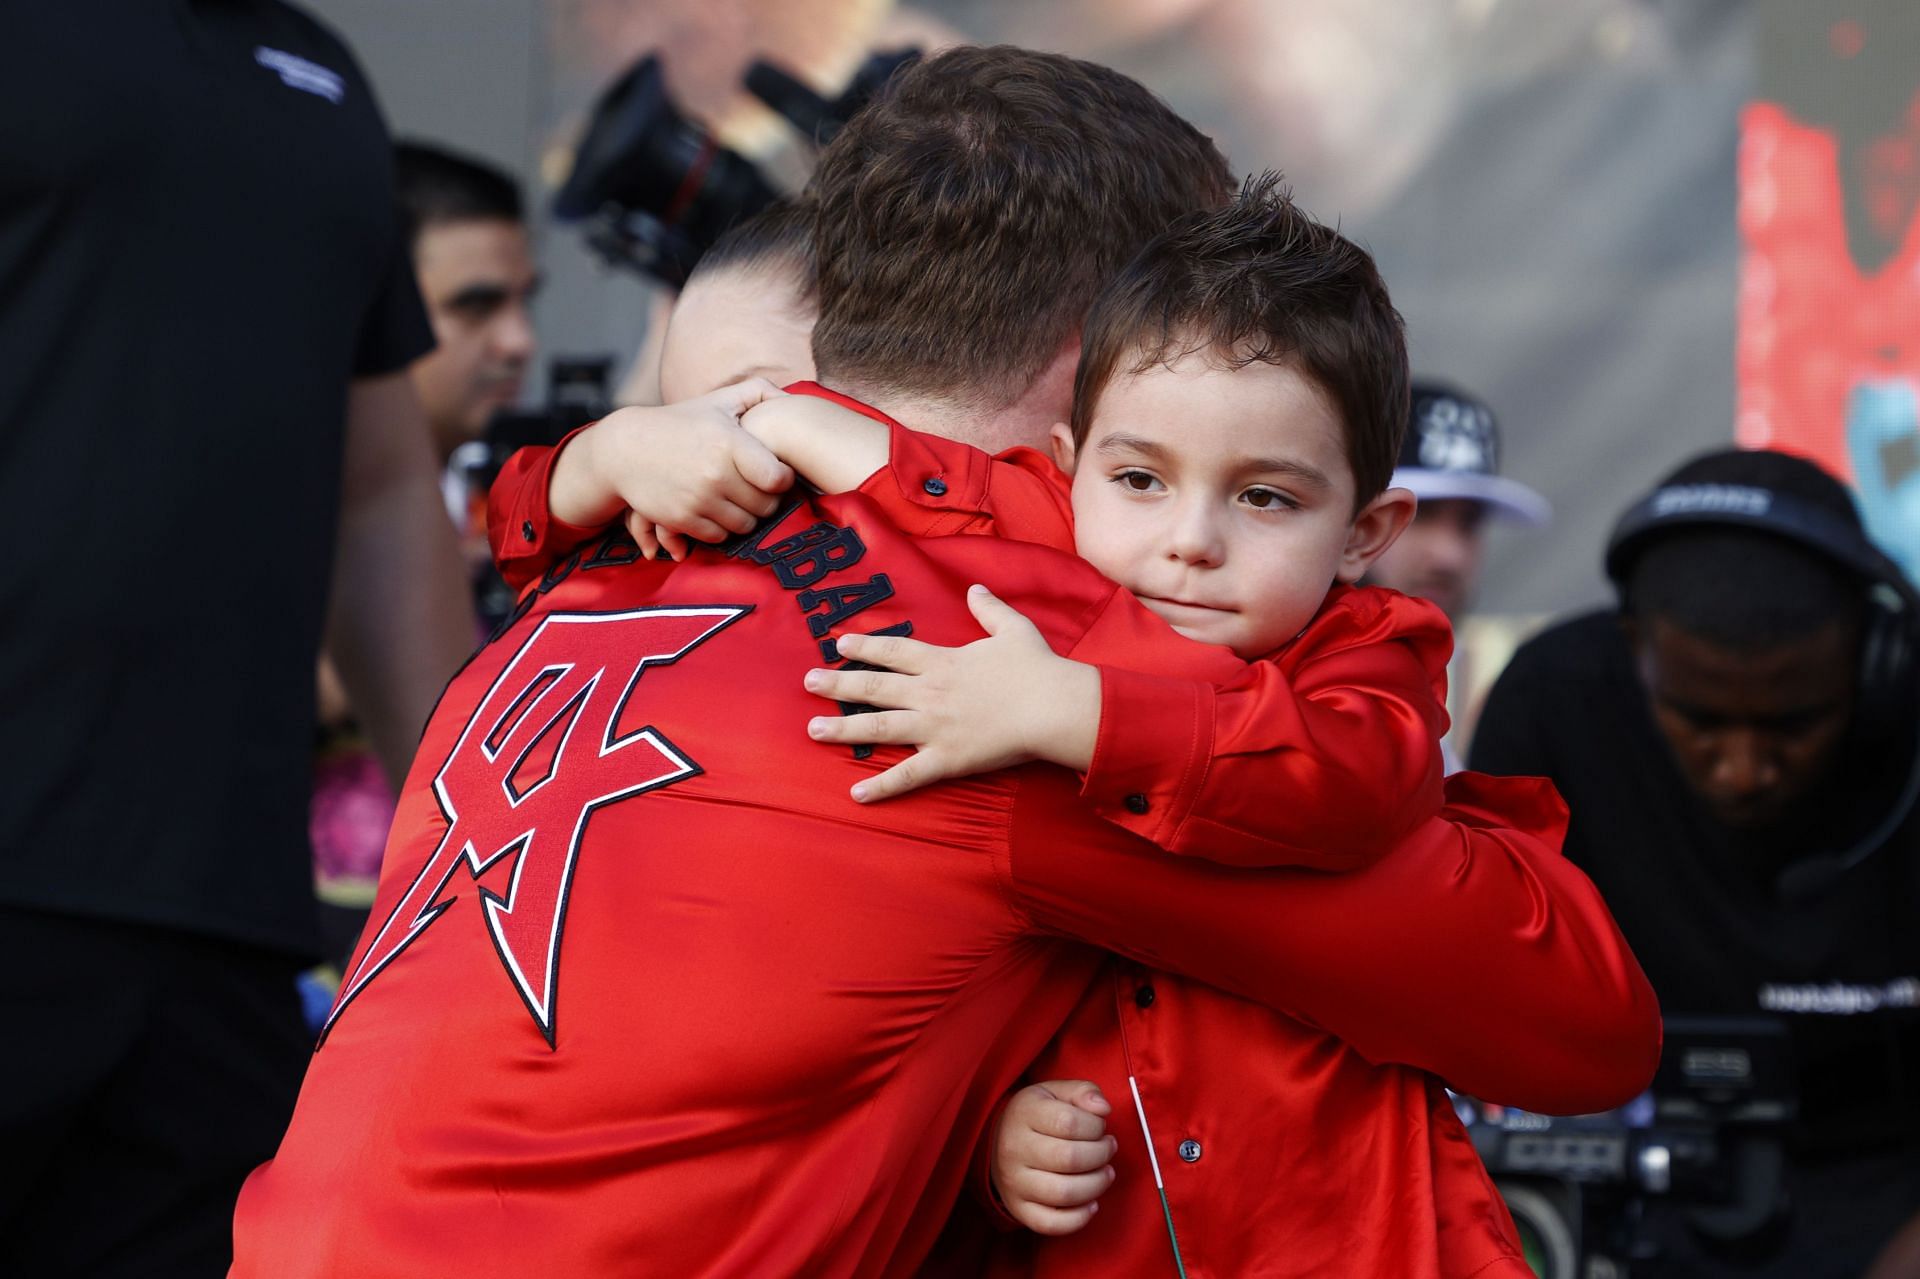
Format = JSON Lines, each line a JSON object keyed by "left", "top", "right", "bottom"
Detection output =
{"left": 829, "top": 403, "right": 1584, "bottom": 1277}
{"left": 230, "top": 389, "right": 1657, "bottom": 1278}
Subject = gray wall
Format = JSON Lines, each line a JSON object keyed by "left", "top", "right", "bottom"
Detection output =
{"left": 306, "top": 0, "right": 659, "bottom": 399}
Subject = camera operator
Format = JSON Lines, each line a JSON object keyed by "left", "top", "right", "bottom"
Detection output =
{"left": 1472, "top": 447, "right": 1920, "bottom": 1277}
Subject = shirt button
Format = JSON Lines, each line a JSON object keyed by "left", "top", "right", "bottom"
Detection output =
{"left": 1124, "top": 793, "right": 1150, "bottom": 815}
{"left": 1178, "top": 1139, "right": 1202, "bottom": 1163}
{"left": 1134, "top": 984, "right": 1156, "bottom": 1009}
{"left": 922, "top": 476, "right": 948, "bottom": 497}
{"left": 520, "top": 520, "right": 536, "bottom": 543}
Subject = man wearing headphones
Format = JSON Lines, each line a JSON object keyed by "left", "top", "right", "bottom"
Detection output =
{"left": 1473, "top": 447, "right": 1920, "bottom": 1277}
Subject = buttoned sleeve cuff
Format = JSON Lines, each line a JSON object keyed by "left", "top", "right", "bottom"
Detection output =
{"left": 849, "top": 420, "right": 1076, "bottom": 550}
{"left": 487, "top": 426, "right": 609, "bottom": 593}
{"left": 852, "top": 418, "right": 996, "bottom": 537}
{"left": 1080, "top": 664, "right": 1217, "bottom": 850}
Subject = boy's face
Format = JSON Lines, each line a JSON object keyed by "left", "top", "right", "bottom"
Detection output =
{"left": 1060, "top": 354, "right": 1412, "bottom": 657}
{"left": 659, "top": 261, "right": 817, "bottom": 403}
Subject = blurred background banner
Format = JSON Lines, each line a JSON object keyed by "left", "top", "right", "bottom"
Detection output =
{"left": 1739, "top": 0, "right": 1920, "bottom": 583}
{"left": 304, "top": 0, "right": 1917, "bottom": 615}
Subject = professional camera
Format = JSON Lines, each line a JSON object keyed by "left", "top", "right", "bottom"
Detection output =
{"left": 1456, "top": 1017, "right": 1795, "bottom": 1278}
{"left": 553, "top": 47, "right": 920, "bottom": 287}
{"left": 451, "top": 356, "right": 616, "bottom": 631}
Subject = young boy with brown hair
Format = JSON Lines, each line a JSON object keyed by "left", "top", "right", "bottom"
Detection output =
{"left": 507, "top": 174, "right": 1555, "bottom": 1275}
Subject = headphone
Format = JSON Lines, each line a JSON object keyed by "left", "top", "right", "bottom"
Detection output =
{"left": 1603, "top": 480, "right": 1920, "bottom": 900}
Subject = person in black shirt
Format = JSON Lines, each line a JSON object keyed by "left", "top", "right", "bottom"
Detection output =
{"left": 1473, "top": 448, "right": 1920, "bottom": 1278}
{"left": 0, "top": 6, "right": 472, "bottom": 1275}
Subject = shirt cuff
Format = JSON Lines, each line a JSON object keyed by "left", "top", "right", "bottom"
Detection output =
{"left": 852, "top": 418, "right": 994, "bottom": 536}
{"left": 1080, "top": 665, "right": 1217, "bottom": 850}
{"left": 489, "top": 426, "right": 610, "bottom": 591}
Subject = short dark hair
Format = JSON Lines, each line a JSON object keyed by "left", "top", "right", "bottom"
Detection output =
{"left": 1070, "top": 172, "right": 1409, "bottom": 509}
{"left": 1624, "top": 450, "right": 1867, "bottom": 651}
{"left": 808, "top": 45, "right": 1233, "bottom": 410}
{"left": 688, "top": 198, "right": 815, "bottom": 298}
{"left": 394, "top": 140, "right": 524, "bottom": 249}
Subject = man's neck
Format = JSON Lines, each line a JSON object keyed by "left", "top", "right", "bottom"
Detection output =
{"left": 824, "top": 381, "right": 1002, "bottom": 448}
{"left": 819, "top": 343, "right": 1076, "bottom": 456}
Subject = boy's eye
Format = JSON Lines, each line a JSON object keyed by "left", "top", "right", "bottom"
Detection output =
{"left": 1113, "top": 469, "right": 1161, "bottom": 493}
{"left": 1242, "top": 486, "right": 1295, "bottom": 510}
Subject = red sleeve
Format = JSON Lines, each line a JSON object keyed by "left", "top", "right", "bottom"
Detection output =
{"left": 486, "top": 428, "right": 610, "bottom": 592}
{"left": 1077, "top": 587, "right": 1451, "bottom": 869}
{"left": 1008, "top": 765, "right": 1663, "bottom": 1116}
{"left": 853, "top": 419, "right": 1076, "bottom": 551}
{"left": 964, "top": 1091, "right": 1025, "bottom": 1232}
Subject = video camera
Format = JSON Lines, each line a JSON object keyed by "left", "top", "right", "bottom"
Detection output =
{"left": 1456, "top": 1017, "right": 1796, "bottom": 1278}
{"left": 450, "top": 356, "right": 616, "bottom": 631}
{"left": 553, "top": 47, "right": 921, "bottom": 287}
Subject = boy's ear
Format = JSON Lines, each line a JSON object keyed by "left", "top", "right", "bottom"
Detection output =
{"left": 1336, "top": 487, "right": 1418, "bottom": 583}
{"left": 1048, "top": 422, "right": 1078, "bottom": 473}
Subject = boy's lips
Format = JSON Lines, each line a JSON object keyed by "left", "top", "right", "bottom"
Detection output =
{"left": 1140, "top": 594, "right": 1233, "bottom": 617}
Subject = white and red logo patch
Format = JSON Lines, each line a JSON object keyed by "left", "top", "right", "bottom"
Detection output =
{"left": 325, "top": 605, "right": 748, "bottom": 1046}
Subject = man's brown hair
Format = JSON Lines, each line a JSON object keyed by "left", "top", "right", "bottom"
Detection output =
{"left": 1071, "top": 172, "right": 1410, "bottom": 509}
{"left": 808, "top": 45, "right": 1232, "bottom": 410}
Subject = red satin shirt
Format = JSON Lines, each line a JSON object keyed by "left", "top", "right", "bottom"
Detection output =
{"left": 233, "top": 391, "right": 1657, "bottom": 1277}
{"left": 828, "top": 406, "right": 1577, "bottom": 1277}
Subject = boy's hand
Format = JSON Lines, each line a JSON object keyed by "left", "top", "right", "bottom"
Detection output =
{"left": 740, "top": 394, "right": 891, "bottom": 494}
{"left": 548, "top": 378, "right": 794, "bottom": 559}
{"left": 802, "top": 586, "right": 1101, "bottom": 802}
{"left": 991, "top": 1080, "right": 1117, "bottom": 1236}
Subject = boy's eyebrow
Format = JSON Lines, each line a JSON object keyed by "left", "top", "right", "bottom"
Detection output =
{"left": 1096, "top": 433, "right": 1335, "bottom": 491}
{"left": 1093, "top": 432, "right": 1170, "bottom": 461}
{"left": 1241, "top": 456, "right": 1334, "bottom": 491}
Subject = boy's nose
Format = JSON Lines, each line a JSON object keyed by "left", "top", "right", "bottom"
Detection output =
{"left": 1164, "top": 503, "right": 1225, "bottom": 567}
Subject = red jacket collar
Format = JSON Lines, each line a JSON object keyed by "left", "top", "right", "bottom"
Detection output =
{"left": 783, "top": 381, "right": 906, "bottom": 430}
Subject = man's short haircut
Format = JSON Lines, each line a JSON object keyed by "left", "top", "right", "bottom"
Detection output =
{"left": 808, "top": 45, "right": 1233, "bottom": 410}
{"left": 687, "top": 198, "right": 815, "bottom": 299}
{"left": 1070, "top": 171, "right": 1409, "bottom": 509}
{"left": 1623, "top": 449, "right": 1867, "bottom": 652}
{"left": 394, "top": 140, "right": 524, "bottom": 249}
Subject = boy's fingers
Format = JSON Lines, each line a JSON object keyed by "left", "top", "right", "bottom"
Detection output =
{"left": 831, "top": 631, "right": 931, "bottom": 674}
{"left": 659, "top": 529, "right": 691, "bottom": 562}
{"left": 1006, "top": 1165, "right": 1115, "bottom": 1212}
{"left": 806, "top": 710, "right": 919, "bottom": 746}
{"left": 1030, "top": 1098, "right": 1110, "bottom": 1143}
{"left": 1008, "top": 1200, "right": 1100, "bottom": 1238}
{"left": 1025, "top": 1132, "right": 1117, "bottom": 1175}
{"left": 967, "top": 583, "right": 1041, "bottom": 639}
{"left": 1050, "top": 1079, "right": 1113, "bottom": 1117}
{"left": 730, "top": 436, "right": 796, "bottom": 495}
{"left": 707, "top": 500, "right": 765, "bottom": 537}
{"left": 624, "top": 512, "right": 659, "bottom": 560}
{"left": 680, "top": 515, "right": 732, "bottom": 545}
{"left": 851, "top": 752, "right": 948, "bottom": 803}
{"left": 714, "top": 467, "right": 787, "bottom": 519}
{"left": 708, "top": 376, "right": 785, "bottom": 416}
{"left": 803, "top": 667, "right": 917, "bottom": 709}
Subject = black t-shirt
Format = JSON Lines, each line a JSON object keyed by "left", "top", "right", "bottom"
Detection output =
{"left": 1473, "top": 610, "right": 1920, "bottom": 1274}
{"left": 0, "top": 2, "right": 432, "bottom": 957}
